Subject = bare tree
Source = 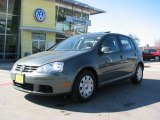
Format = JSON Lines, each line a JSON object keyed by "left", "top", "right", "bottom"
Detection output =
{"left": 129, "top": 34, "right": 140, "bottom": 46}
{"left": 154, "top": 39, "right": 160, "bottom": 48}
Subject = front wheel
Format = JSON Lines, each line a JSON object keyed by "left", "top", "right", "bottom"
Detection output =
{"left": 131, "top": 64, "right": 143, "bottom": 84}
{"left": 71, "top": 70, "right": 96, "bottom": 102}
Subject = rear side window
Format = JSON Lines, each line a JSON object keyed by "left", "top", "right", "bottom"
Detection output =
{"left": 144, "top": 49, "right": 158, "bottom": 53}
{"left": 150, "top": 49, "right": 158, "bottom": 52}
{"left": 119, "top": 36, "right": 132, "bottom": 51}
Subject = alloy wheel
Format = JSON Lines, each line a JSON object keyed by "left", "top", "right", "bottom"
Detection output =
{"left": 137, "top": 66, "right": 143, "bottom": 81}
{"left": 79, "top": 75, "right": 94, "bottom": 98}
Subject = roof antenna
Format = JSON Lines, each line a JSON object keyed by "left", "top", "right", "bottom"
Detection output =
{"left": 117, "top": 24, "right": 122, "bottom": 32}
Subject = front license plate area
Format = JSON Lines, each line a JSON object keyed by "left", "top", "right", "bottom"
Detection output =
{"left": 15, "top": 74, "right": 24, "bottom": 84}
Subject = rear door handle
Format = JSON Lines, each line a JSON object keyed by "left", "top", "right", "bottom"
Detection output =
{"left": 133, "top": 53, "right": 137, "bottom": 59}
{"left": 120, "top": 55, "right": 128, "bottom": 63}
{"left": 133, "top": 53, "right": 137, "bottom": 56}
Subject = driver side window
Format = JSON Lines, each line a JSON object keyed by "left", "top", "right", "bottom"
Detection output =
{"left": 101, "top": 36, "right": 120, "bottom": 52}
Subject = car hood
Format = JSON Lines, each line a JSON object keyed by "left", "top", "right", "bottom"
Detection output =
{"left": 16, "top": 51, "right": 86, "bottom": 66}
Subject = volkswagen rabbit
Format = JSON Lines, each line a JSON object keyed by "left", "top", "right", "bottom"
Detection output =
{"left": 11, "top": 32, "right": 144, "bottom": 102}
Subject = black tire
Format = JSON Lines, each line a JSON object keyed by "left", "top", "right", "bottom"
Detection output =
{"left": 71, "top": 70, "right": 96, "bottom": 103}
{"left": 131, "top": 64, "right": 143, "bottom": 84}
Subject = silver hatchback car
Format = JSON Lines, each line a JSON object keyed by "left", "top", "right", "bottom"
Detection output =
{"left": 11, "top": 32, "right": 144, "bottom": 102}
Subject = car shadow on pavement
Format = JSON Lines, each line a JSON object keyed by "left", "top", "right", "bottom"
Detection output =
{"left": 25, "top": 79, "right": 160, "bottom": 113}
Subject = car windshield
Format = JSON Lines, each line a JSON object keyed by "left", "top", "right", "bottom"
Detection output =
{"left": 50, "top": 34, "right": 103, "bottom": 51}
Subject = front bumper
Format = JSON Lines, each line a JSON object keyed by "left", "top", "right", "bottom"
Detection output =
{"left": 11, "top": 71, "right": 73, "bottom": 95}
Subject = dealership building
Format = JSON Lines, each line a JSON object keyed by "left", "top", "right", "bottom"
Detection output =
{"left": 0, "top": 0, "right": 105, "bottom": 61}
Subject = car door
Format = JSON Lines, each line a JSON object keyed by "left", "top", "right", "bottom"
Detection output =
{"left": 97, "top": 35, "right": 126, "bottom": 83}
{"left": 118, "top": 35, "right": 137, "bottom": 75}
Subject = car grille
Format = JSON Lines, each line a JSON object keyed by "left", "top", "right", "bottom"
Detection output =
{"left": 15, "top": 65, "right": 39, "bottom": 72}
{"left": 14, "top": 81, "right": 33, "bottom": 91}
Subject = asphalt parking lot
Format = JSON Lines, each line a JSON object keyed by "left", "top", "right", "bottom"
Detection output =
{"left": 0, "top": 61, "right": 160, "bottom": 120}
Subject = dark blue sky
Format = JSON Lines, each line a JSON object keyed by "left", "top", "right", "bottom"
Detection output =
{"left": 79, "top": 0, "right": 160, "bottom": 46}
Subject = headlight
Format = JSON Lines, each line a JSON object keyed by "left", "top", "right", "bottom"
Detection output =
{"left": 36, "top": 62, "right": 64, "bottom": 73}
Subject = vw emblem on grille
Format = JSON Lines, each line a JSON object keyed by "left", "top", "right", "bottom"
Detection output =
{"left": 20, "top": 65, "right": 25, "bottom": 72}
{"left": 35, "top": 8, "right": 46, "bottom": 22}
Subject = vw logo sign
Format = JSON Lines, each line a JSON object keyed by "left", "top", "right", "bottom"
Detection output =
{"left": 35, "top": 8, "right": 46, "bottom": 22}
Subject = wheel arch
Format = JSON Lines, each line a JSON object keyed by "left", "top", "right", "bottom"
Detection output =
{"left": 74, "top": 67, "right": 99, "bottom": 89}
{"left": 138, "top": 61, "right": 144, "bottom": 70}
{"left": 132, "top": 61, "right": 144, "bottom": 77}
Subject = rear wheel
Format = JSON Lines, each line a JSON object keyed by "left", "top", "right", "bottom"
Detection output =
{"left": 71, "top": 70, "right": 96, "bottom": 102}
{"left": 155, "top": 56, "right": 159, "bottom": 62}
{"left": 131, "top": 64, "right": 143, "bottom": 84}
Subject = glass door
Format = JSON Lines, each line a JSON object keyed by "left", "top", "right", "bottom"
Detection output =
{"left": 32, "top": 33, "right": 45, "bottom": 54}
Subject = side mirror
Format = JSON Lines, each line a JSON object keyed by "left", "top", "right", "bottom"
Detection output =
{"left": 101, "top": 47, "right": 112, "bottom": 54}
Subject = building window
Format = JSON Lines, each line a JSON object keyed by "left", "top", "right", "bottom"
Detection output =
{"left": 82, "top": 13, "right": 89, "bottom": 19}
{"left": 74, "top": 25, "right": 87, "bottom": 35}
{"left": 57, "top": 7, "right": 65, "bottom": 22}
{"left": 74, "top": 10, "right": 81, "bottom": 18}
{"left": 5, "top": 35, "right": 18, "bottom": 59}
{"left": 0, "top": 0, "right": 7, "bottom": 13}
{"left": 56, "top": 6, "right": 89, "bottom": 37}
{"left": 0, "top": 35, "right": 4, "bottom": 54}
{"left": 56, "top": 6, "right": 89, "bottom": 22}
{"left": 32, "top": 33, "right": 46, "bottom": 54}
{"left": 0, "top": 13, "right": 6, "bottom": 34}
{"left": 8, "top": 0, "right": 20, "bottom": 15}
{"left": 0, "top": 0, "right": 21, "bottom": 60}
{"left": 7, "top": 15, "right": 20, "bottom": 34}
{"left": 56, "top": 6, "right": 74, "bottom": 22}
{"left": 0, "top": 35, "right": 4, "bottom": 59}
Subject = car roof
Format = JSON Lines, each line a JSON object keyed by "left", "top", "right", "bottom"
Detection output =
{"left": 84, "top": 32, "right": 129, "bottom": 37}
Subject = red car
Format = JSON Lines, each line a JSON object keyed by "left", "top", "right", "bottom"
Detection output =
{"left": 143, "top": 48, "right": 160, "bottom": 61}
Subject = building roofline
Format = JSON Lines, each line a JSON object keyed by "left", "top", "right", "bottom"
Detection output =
{"left": 20, "top": 26, "right": 64, "bottom": 34}
{"left": 55, "top": 0, "right": 105, "bottom": 15}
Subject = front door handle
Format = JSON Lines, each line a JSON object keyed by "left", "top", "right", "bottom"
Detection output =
{"left": 120, "top": 55, "right": 124, "bottom": 60}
